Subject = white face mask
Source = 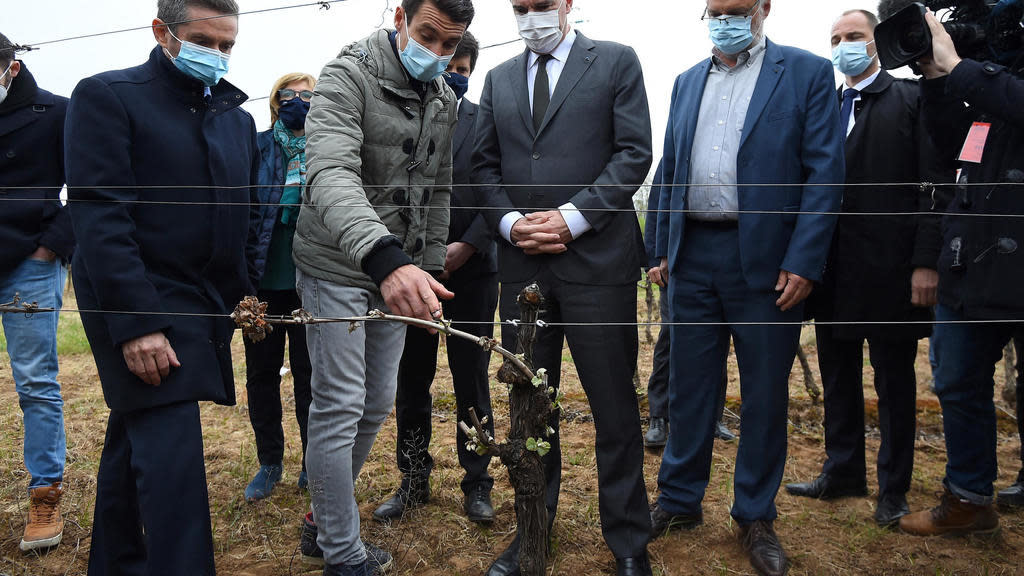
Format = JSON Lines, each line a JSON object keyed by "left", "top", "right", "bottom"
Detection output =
{"left": 515, "top": 1, "right": 565, "bottom": 54}
{"left": 0, "top": 62, "right": 13, "bottom": 105}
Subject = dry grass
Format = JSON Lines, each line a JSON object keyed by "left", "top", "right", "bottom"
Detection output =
{"left": 0, "top": 286, "right": 1022, "bottom": 575}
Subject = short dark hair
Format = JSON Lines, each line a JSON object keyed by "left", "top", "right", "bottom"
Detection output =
{"left": 0, "top": 32, "right": 15, "bottom": 68}
{"left": 843, "top": 9, "right": 880, "bottom": 30}
{"left": 403, "top": 0, "right": 475, "bottom": 28}
{"left": 453, "top": 30, "right": 479, "bottom": 72}
{"left": 157, "top": 0, "right": 240, "bottom": 32}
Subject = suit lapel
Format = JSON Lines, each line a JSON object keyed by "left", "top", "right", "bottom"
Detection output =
{"left": 509, "top": 51, "right": 536, "bottom": 138}
{"left": 740, "top": 40, "right": 785, "bottom": 150}
{"left": 683, "top": 60, "right": 713, "bottom": 156}
{"left": 453, "top": 101, "right": 476, "bottom": 156}
{"left": 536, "top": 32, "right": 597, "bottom": 137}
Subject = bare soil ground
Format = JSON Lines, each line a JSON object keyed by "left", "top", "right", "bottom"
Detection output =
{"left": 1, "top": 288, "right": 1022, "bottom": 575}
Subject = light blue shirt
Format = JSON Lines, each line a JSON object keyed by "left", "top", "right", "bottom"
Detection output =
{"left": 687, "top": 36, "right": 767, "bottom": 222}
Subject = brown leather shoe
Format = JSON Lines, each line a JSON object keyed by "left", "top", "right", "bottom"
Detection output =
{"left": 899, "top": 488, "right": 999, "bottom": 537}
{"left": 20, "top": 483, "right": 64, "bottom": 551}
{"left": 738, "top": 520, "right": 788, "bottom": 576}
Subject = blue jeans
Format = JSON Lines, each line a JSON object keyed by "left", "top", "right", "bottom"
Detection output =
{"left": 932, "top": 304, "right": 1019, "bottom": 505}
{"left": 0, "top": 257, "right": 67, "bottom": 490}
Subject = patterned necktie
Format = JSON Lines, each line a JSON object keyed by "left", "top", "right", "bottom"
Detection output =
{"left": 533, "top": 53, "right": 554, "bottom": 132}
{"left": 840, "top": 88, "right": 860, "bottom": 138}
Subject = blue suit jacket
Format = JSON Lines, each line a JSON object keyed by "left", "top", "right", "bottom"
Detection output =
{"left": 655, "top": 39, "right": 844, "bottom": 288}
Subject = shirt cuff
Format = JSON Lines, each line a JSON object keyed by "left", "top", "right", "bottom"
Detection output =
{"left": 499, "top": 211, "right": 526, "bottom": 244}
{"left": 558, "top": 203, "right": 592, "bottom": 239}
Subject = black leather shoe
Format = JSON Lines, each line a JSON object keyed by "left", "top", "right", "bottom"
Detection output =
{"left": 997, "top": 478, "right": 1024, "bottom": 510}
{"left": 644, "top": 417, "right": 668, "bottom": 448}
{"left": 784, "top": 473, "right": 867, "bottom": 500}
{"left": 874, "top": 494, "right": 910, "bottom": 527}
{"left": 484, "top": 537, "right": 520, "bottom": 576}
{"left": 739, "top": 520, "right": 788, "bottom": 576}
{"left": 713, "top": 420, "right": 737, "bottom": 442}
{"left": 372, "top": 476, "right": 429, "bottom": 522}
{"left": 649, "top": 502, "right": 703, "bottom": 540}
{"left": 616, "top": 551, "right": 653, "bottom": 576}
{"left": 464, "top": 485, "right": 495, "bottom": 524}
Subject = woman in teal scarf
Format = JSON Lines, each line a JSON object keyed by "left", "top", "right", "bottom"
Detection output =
{"left": 243, "top": 72, "right": 316, "bottom": 502}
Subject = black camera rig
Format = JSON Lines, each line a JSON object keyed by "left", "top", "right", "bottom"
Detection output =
{"left": 876, "top": 0, "right": 1023, "bottom": 70}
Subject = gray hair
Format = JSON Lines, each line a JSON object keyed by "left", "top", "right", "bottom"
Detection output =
{"left": 157, "top": 0, "right": 240, "bottom": 32}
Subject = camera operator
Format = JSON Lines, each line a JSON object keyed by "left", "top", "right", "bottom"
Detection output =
{"left": 899, "top": 9, "right": 1024, "bottom": 537}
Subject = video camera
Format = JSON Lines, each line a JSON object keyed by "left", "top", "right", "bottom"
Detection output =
{"left": 875, "top": 0, "right": 1024, "bottom": 70}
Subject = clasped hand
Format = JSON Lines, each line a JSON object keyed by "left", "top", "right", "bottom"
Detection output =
{"left": 510, "top": 211, "right": 573, "bottom": 255}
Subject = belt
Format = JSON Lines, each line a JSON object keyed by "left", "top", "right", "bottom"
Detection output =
{"left": 686, "top": 218, "right": 739, "bottom": 230}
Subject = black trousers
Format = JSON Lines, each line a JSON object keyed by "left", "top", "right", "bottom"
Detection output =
{"left": 499, "top": 270, "right": 650, "bottom": 559}
{"left": 88, "top": 401, "right": 214, "bottom": 576}
{"left": 242, "top": 289, "right": 312, "bottom": 468}
{"left": 395, "top": 272, "right": 498, "bottom": 494}
{"left": 816, "top": 325, "right": 919, "bottom": 498}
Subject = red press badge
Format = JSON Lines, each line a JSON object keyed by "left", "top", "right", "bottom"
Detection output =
{"left": 958, "top": 122, "right": 991, "bottom": 163}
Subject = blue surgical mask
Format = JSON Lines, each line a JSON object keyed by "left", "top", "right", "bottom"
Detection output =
{"left": 400, "top": 15, "right": 455, "bottom": 82}
{"left": 832, "top": 40, "right": 877, "bottom": 77}
{"left": 444, "top": 72, "right": 469, "bottom": 100}
{"left": 165, "top": 30, "right": 230, "bottom": 87}
{"left": 278, "top": 97, "right": 311, "bottom": 131}
{"left": 707, "top": 1, "right": 762, "bottom": 55}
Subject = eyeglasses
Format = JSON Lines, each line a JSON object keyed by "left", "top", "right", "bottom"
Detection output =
{"left": 701, "top": 0, "right": 761, "bottom": 25}
{"left": 278, "top": 89, "right": 314, "bottom": 102}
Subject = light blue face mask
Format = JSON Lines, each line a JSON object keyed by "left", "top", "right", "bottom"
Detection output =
{"left": 399, "top": 15, "right": 455, "bottom": 82}
{"left": 165, "top": 29, "right": 230, "bottom": 87}
{"left": 706, "top": 1, "right": 762, "bottom": 55}
{"left": 832, "top": 40, "right": 877, "bottom": 77}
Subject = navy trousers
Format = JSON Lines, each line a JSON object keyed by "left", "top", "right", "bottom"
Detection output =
{"left": 657, "top": 223, "right": 803, "bottom": 523}
{"left": 88, "top": 401, "right": 215, "bottom": 576}
{"left": 648, "top": 286, "right": 730, "bottom": 424}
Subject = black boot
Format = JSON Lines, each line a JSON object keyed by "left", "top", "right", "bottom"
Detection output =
{"left": 372, "top": 476, "right": 429, "bottom": 522}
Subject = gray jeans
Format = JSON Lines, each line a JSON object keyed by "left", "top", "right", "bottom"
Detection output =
{"left": 298, "top": 270, "right": 406, "bottom": 566}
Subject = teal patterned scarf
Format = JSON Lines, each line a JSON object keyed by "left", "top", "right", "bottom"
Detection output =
{"left": 273, "top": 119, "right": 307, "bottom": 225}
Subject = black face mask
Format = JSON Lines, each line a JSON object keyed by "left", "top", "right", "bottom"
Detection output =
{"left": 444, "top": 72, "right": 469, "bottom": 100}
{"left": 278, "top": 97, "right": 310, "bottom": 131}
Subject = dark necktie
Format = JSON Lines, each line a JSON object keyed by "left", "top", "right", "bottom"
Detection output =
{"left": 840, "top": 88, "right": 859, "bottom": 138}
{"left": 533, "top": 53, "right": 554, "bottom": 132}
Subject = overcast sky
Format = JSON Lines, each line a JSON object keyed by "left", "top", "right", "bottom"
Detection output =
{"left": 9, "top": 0, "right": 890, "bottom": 164}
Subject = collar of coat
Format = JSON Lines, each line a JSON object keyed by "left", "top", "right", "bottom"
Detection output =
{"left": 350, "top": 29, "right": 450, "bottom": 103}
{"left": 857, "top": 68, "right": 894, "bottom": 96}
{"left": 0, "top": 62, "right": 40, "bottom": 115}
{"left": 146, "top": 45, "right": 249, "bottom": 112}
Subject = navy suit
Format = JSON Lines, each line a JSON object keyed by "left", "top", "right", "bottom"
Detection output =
{"left": 394, "top": 98, "right": 498, "bottom": 494}
{"left": 655, "top": 39, "right": 843, "bottom": 523}
{"left": 66, "top": 46, "right": 259, "bottom": 575}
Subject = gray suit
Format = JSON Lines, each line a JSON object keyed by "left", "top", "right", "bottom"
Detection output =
{"left": 473, "top": 31, "right": 653, "bottom": 559}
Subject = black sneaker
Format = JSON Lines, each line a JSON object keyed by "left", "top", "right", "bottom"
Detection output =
{"left": 300, "top": 513, "right": 393, "bottom": 574}
{"left": 300, "top": 512, "right": 323, "bottom": 567}
{"left": 362, "top": 540, "right": 393, "bottom": 574}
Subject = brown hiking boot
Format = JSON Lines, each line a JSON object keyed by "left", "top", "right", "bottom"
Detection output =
{"left": 899, "top": 488, "right": 999, "bottom": 537}
{"left": 20, "top": 483, "right": 64, "bottom": 551}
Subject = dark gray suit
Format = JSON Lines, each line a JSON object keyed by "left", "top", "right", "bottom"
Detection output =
{"left": 473, "top": 31, "right": 652, "bottom": 559}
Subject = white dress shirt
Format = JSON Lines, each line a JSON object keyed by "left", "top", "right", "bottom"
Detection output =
{"left": 844, "top": 68, "right": 880, "bottom": 137}
{"left": 499, "top": 29, "right": 592, "bottom": 244}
